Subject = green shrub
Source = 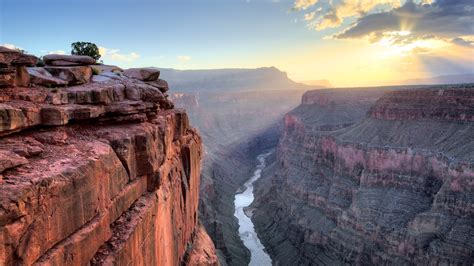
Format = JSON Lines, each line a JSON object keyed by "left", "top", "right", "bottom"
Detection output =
{"left": 71, "top": 42, "right": 101, "bottom": 62}
{"left": 36, "top": 57, "right": 45, "bottom": 67}
{"left": 92, "top": 67, "right": 100, "bottom": 75}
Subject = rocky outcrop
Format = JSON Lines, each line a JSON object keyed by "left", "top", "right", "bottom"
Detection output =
{"left": 0, "top": 47, "right": 37, "bottom": 87}
{"left": 0, "top": 58, "right": 218, "bottom": 265}
{"left": 43, "top": 66, "right": 92, "bottom": 85}
{"left": 124, "top": 67, "right": 161, "bottom": 81}
{"left": 252, "top": 85, "right": 474, "bottom": 265}
{"left": 27, "top": 67, "right": 68, "bottom": 87}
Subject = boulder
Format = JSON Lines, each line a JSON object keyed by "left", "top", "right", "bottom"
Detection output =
{"left": 0, "top": 103, "right": 28, "bottom": 134}
{"left": 44, "top": 66, "right": 92, "bottom": 85}
{"left": 146, "top": 79, "right": 169, "bottom": 93}
{"left": 0, "top": 68, "right": 16, "bottom": 88}
{"left": 15, "top": 66, "right": 30, "bottom": 87}
{"left": 91, "top": 75, "right": 112, "bottom": 83}
{"left": 28, "top": 67, "right": 68, "bottom": 87}
{"left": 43, "top": 54, "right": 96, "bottom": 66}
{"left": 123, "top": 67, "right": 160, "bottom": 81}
{"left": 0, "top": 149, "right": 28, "bottom": 173}
{"left": 0, "top": 46, "right": 38, "bottom": 66}
{"left": 91, "top": 64, "right": 123, "bottom": 74}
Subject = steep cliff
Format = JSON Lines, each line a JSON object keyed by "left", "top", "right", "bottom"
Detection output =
{"left": 253, "top": 85, "right": 474, "bottom": 265}
{"left": 172, "top": 90, "right": 304, "bottom": 265}
{"left": 0, "top": 49, "right": 218, "bottom": 265}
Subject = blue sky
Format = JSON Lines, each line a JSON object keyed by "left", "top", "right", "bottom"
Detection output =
{"left": 1, "top": 0, "right": 321, "bottom": 67}
{"left": 1, "top": 0, "right": 473, "bottom": 86}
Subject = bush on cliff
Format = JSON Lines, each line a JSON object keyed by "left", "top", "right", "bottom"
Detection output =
{"left": 71, "top": 41, "right": 101, "bottom": 62}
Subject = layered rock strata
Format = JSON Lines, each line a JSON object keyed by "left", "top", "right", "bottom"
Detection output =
{"left": 0, "top": 49, "right": 218, "bottom": 265}
{"left": 253, "top": 85, "right": 474, "bottom": 265}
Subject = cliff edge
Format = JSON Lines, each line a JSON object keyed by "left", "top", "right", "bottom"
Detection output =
{"left": 0, "top": 47, "right": 218, "bottom": 265}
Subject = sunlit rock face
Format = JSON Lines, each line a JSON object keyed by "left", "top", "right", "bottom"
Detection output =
{"left": 0, "top": 50, "right": 218, "bottom": 266}
{"left": 252, "top": 85, "right": 474, "bottom": 265}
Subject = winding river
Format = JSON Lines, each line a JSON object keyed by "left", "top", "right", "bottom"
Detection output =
{"left": 234, "top": 151, "right": 272, "bottom": 266}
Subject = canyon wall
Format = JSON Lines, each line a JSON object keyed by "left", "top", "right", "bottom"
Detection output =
{"left": 0, "top": 48, "right": 218, "bottom": 265}
{"left": 172, "top": 90, "right": 304, "bottom": 265}
{"left": 253, "top": 85, "right": 474, "bottom": 265}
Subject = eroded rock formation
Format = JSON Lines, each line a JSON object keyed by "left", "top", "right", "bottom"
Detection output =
{"left": 253, "top": 85, "right": 474, "bottom": 265}
{"left": 0, "top": 49, "right": 218, "bottom": 265}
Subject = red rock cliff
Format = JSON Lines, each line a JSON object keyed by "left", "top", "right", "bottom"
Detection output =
{"left": 0, "top": 48, "right": 218, "bottom": 265}
{"left": 252, "top": 85, "right": 474, "bottom": 265}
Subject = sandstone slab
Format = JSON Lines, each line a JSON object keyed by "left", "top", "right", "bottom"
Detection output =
{"left": 0, "top": 149, "right": 28, "bottom": 173}
{"left": 91, "top": 64, "right": 123, "bottom": 74}
{"left": 0, "top": 46, "right": 37, "bottom": 66}
{"left": 123, "top": 67, "right": 160, "bottom": 81}
{"left": 0, "top": 104, "right": 27, "bottom": 134}
{"left": 14, "top": 66, "right": 30, "bottom": 87}
{"left": 45, "top": 66, "right": 92, "bottom": 85}
{"left": 0, "top": 69, "right": 15, "bottom": 88}
{"left": 146, "top": 78, "right": 169, "bottom": 93}
{"left": 43, "top": 54, "right": 96, "bottom": 66}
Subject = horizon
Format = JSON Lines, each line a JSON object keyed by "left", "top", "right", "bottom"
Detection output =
{"left": 1, "top": 0, "right": 473, "bottom": 87}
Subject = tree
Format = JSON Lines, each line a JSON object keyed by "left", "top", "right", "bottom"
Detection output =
{"left": 71, "top": 42, "right": 101, "bottom": 62}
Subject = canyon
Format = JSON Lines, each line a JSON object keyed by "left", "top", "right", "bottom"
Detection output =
{"left": 252, "top": 85, "right": 474, "bottom": 265}
{"left": 1, "top": 45, "right": 473, "bottom": 266}
{"left": 0, "top": 48, "right": 218, "bottom": 265}
{"left": 172, "top": 88, "right": 307, "bottom": 265}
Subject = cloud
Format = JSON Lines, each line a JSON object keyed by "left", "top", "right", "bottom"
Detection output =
{"left": 452, "top": 37, "right": 474, "bottom": 47}
{"left": 300, "top": 0, "right": 402, "bottom": 30}
{"left": 334, "top": 0, "right": 474, "bottom": 41}
{"left": 48, "top": 50, "right": 66, "bottom": 55}
{"left": 294, "top": 0, "right": 319, "bottom": 10}
{"left": 177, "top": 55, "right": 191, "bottom": 63}
{"left": 296, "top": 0, "right": 474, "bottom": 55}
{"left": 98, "top": 46, "right": 140, "bottom": 62}
{"left": 1, "top": 43, "right": 23, "bottom": 51}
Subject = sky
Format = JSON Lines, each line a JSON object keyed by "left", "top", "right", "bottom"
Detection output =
{"left": 1, "top": 0, "right": 473, "bottom": 87}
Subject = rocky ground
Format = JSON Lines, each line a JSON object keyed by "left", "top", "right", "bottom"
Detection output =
{"left": 252, "top": 85, "right": 474, "bottom": 265}
{"left": 0, "top": 47, "right": 218, "bottom": 265}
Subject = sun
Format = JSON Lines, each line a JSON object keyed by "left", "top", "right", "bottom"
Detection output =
{"left": 374, "top": 31, "right": 447, "bottom": 58}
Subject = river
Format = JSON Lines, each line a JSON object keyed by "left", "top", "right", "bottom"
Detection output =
{"left": 234, "top": 151, "right": 272, "bottom": 266}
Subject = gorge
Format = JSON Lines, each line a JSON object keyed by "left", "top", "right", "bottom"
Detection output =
{"left": 148, "top": 68, "right": 474, "bottom": 265}
{"left": 170, "top": 72, "right": 311, "bottom": 265}
{"left": 1, "top": 45, "right": 473, "bottom": 266}
{"left": 234, "top": 151, "right": 272, "bottom": 266}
